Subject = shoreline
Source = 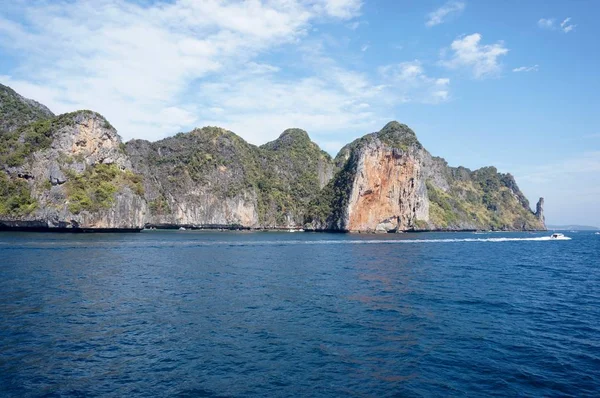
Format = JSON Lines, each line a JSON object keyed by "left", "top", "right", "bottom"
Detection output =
{"left": 0, "top": 226, "right": 143, "bottom": 233}
{"left": 0, "top": 223, "right": 548, "bottom": 234}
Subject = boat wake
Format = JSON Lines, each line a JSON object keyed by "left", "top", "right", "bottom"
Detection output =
{"left": 0, "top": 235, "right": 572, "bottom": 249}
{"left": 216, "top": 236, "right": 573, "bottom": 245}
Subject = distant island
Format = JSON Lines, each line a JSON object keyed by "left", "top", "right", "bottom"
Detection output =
{"left": 547, "top": 225, "right": 599, "bottom": 231}
{"left": 0, "top": 83, "right": 546, "bottom": 232}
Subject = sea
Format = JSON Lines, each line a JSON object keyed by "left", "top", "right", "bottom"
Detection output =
{"left": 0, "top": 230, "right": 598, "bottom": 397}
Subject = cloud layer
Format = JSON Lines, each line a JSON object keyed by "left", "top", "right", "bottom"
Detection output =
{"left": 0, "top": 0, "right": 457, "bottom": 146}
{"left": 0, "top": 0, "right": 368, "bottom": 143}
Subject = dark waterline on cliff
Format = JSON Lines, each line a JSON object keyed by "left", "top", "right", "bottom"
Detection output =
{"left": 1, "top": 231, "right": 599, "bottom": 396}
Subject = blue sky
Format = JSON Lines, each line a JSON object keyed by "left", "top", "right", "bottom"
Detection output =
{"left": 0, "top": 0, "right": 598, "bottom": 226}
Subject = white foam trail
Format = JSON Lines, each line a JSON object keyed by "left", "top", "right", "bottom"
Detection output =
{"left": 0, "top": 235, "right": 571, "bottom": 248}
{"left": 203, "top": 236, "right": 572, "bottom": 245}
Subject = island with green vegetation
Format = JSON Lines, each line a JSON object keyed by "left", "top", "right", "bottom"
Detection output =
{"left": 0, "top": 83, "right": 545, "bottom": 232}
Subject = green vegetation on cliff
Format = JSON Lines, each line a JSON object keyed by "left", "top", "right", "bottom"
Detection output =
{"left": 129, "top": 126, "right": 333, "bottom": 226}
{"left": 0, "top": 172, "right": 37, "bottom": 216}
{"left": 306, "top": 121, "right": 543, "bottom": 232}
{"left": 0, "top": 119, "right": 55, "bottom": 167}
{"left": 376, "top": 121, "right": 422, "bottom": 151}
{"left": 0, "top": 80, "right": 545, "bottom": 232}
{"left": 0, "top": 110, "right": 114, "bottom": 167}
{"left": 0, "top": 83, "right": 54, "bottom": 134}
{"left": 258, "top": 128, "right": 332, "bottom": 225}
{"left": 427, "top": 167, "right": 543, "bottom": 230}
{"left": 305, "top": 154, "right": 356, "bottom": 229}
{"left": 151, "top": 126, "right": 261, "bottom": 192}
{"left": 306, "top": 122, "right": 426, "bottom": 230}
{"left": 148, "top": 196, "right": 170, "bottom": 215}
{"left": 65, "top": 164, "right": 144, "bottom": 214}
{"left": 335, "top": 122, "right": 422, "bottom": 161}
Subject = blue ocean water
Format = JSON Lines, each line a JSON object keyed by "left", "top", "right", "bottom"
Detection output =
{"left": 1, "top": 230, "right": 599, "bottom": 397}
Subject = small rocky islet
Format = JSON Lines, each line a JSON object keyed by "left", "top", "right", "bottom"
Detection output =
{"left": 0, "top": 83, "right": 545, "bottom": 232}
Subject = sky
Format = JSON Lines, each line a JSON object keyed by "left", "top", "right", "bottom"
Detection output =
{"left": 0, "top": 0, "right": 599, "bottom": 226}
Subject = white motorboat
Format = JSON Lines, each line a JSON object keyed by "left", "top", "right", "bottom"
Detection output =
{"left": 550, "top": 233, "right": 565, "bottom": 239}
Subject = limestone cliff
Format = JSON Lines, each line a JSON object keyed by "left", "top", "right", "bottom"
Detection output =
{"left": 126, "top": 127, "right": 333, "bottom": 229}
{"left": 306, "top": 122, "right": 546, "bottom": 232}
{"left": 0, "top": 83, "right": 54, "bottom": 134}
{"left": 0, "top": 111, "right": 147, "bottom": 230}
{"left": 535, "top": 197, "right": 545, "bottom": 225}
{"left": 0, "top": 83, "right": 545, "bottom": 232}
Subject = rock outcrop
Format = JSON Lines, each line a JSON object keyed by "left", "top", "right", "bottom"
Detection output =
{"left": 535, "top": 198, "right": 545, "bottom": 224}
{"left": 306, "top": 122, "right": 546, "bottom": 232}
{"left": 0, "top": 84, "right": 545, "bottom": 232}
{"left": 126, "top": 126, "right": 334, "bottom": 229}
{"left": 0, "top": 83, "right": 54, "bottom": 134}
{"left": 0, "top": 110, "right": 147, "bottom": 230}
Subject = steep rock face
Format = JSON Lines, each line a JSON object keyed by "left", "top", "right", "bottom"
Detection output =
{"left": 307, "top": 122, "right": 546, "bottom": 232}
{"left": 0, "top": 84, "right": 546, "bottom": 232}
{"left": 260, "top": 129, "right": 334, "bottom": 190}
{"left": 126, "top": 128, "right": 260, "bottom": 228}
{"left": 535, "top": 198, "right": 545, "bottom": 224}
{"left": 258, "top": 128, "right": 334, "bottom": 227}
{"left": 0, "top": 111, "right": 147, "bottom": 229}
{"left": 307, "top": 122, "right": 430, "bottom": 232}
{"left": 126, "top": 127, "right": 334, "bottom": 228}
{"left": 345, "top": 140, "right": 429, "bottom": 232}
{"left": 0, "top": 83, "right": 54, "bottom": 134}
{"left": 424, "top": 165, "right": 545, "bottom": 231}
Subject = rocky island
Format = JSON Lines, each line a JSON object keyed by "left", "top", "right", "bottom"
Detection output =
{"left": 0, "top": 83, "right": 545, "bottom": 232}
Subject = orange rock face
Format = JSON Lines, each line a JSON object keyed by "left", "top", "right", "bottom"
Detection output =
{"left": 346, "top": 144, "right": 429, "bottom": 232}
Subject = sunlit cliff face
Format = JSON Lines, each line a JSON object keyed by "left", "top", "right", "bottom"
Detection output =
{"left": 346, "top": 144, "right": 429, "bottom": 232}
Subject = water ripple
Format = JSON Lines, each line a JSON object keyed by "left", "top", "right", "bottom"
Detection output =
{"left": 0, "top": 231, "right": 598, "bottom": 397}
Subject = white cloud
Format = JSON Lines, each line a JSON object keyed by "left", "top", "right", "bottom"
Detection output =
{"left": 189, "top": 53, "right": 449, "bottom": 146}
{"left": 426, "top": 1, "right": 466, "bottom": 27}
{"left": 538, "top": 17, "right": 576, "bottom": 33}
{"left": 0, "top": 0, "right": 449, "bottom": 155}
{"left": 513, "top": 65, "right": 539, "bottom": 72}
{"left": 194, "top": 71, "right": 381, "bottom": 145}
{"left": 538, "top": 18, "right": 555, "bottom": 29}
{"left": 360, "top": 44, "right": 369, "bottom": 52}
{"left": 379, "top": 61, "right": 451, "bottom": 104}
{"left": 560, "top": 17, "right": 576, "bottom": 33}
{"left": 315, "top": 0, "right": 363, "bottom": 19}
{"left": 441, "top": 33, "right": 508, "bottom": 79}
{"left": 0, "top": 0, "right": 364, "bottom": 142}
